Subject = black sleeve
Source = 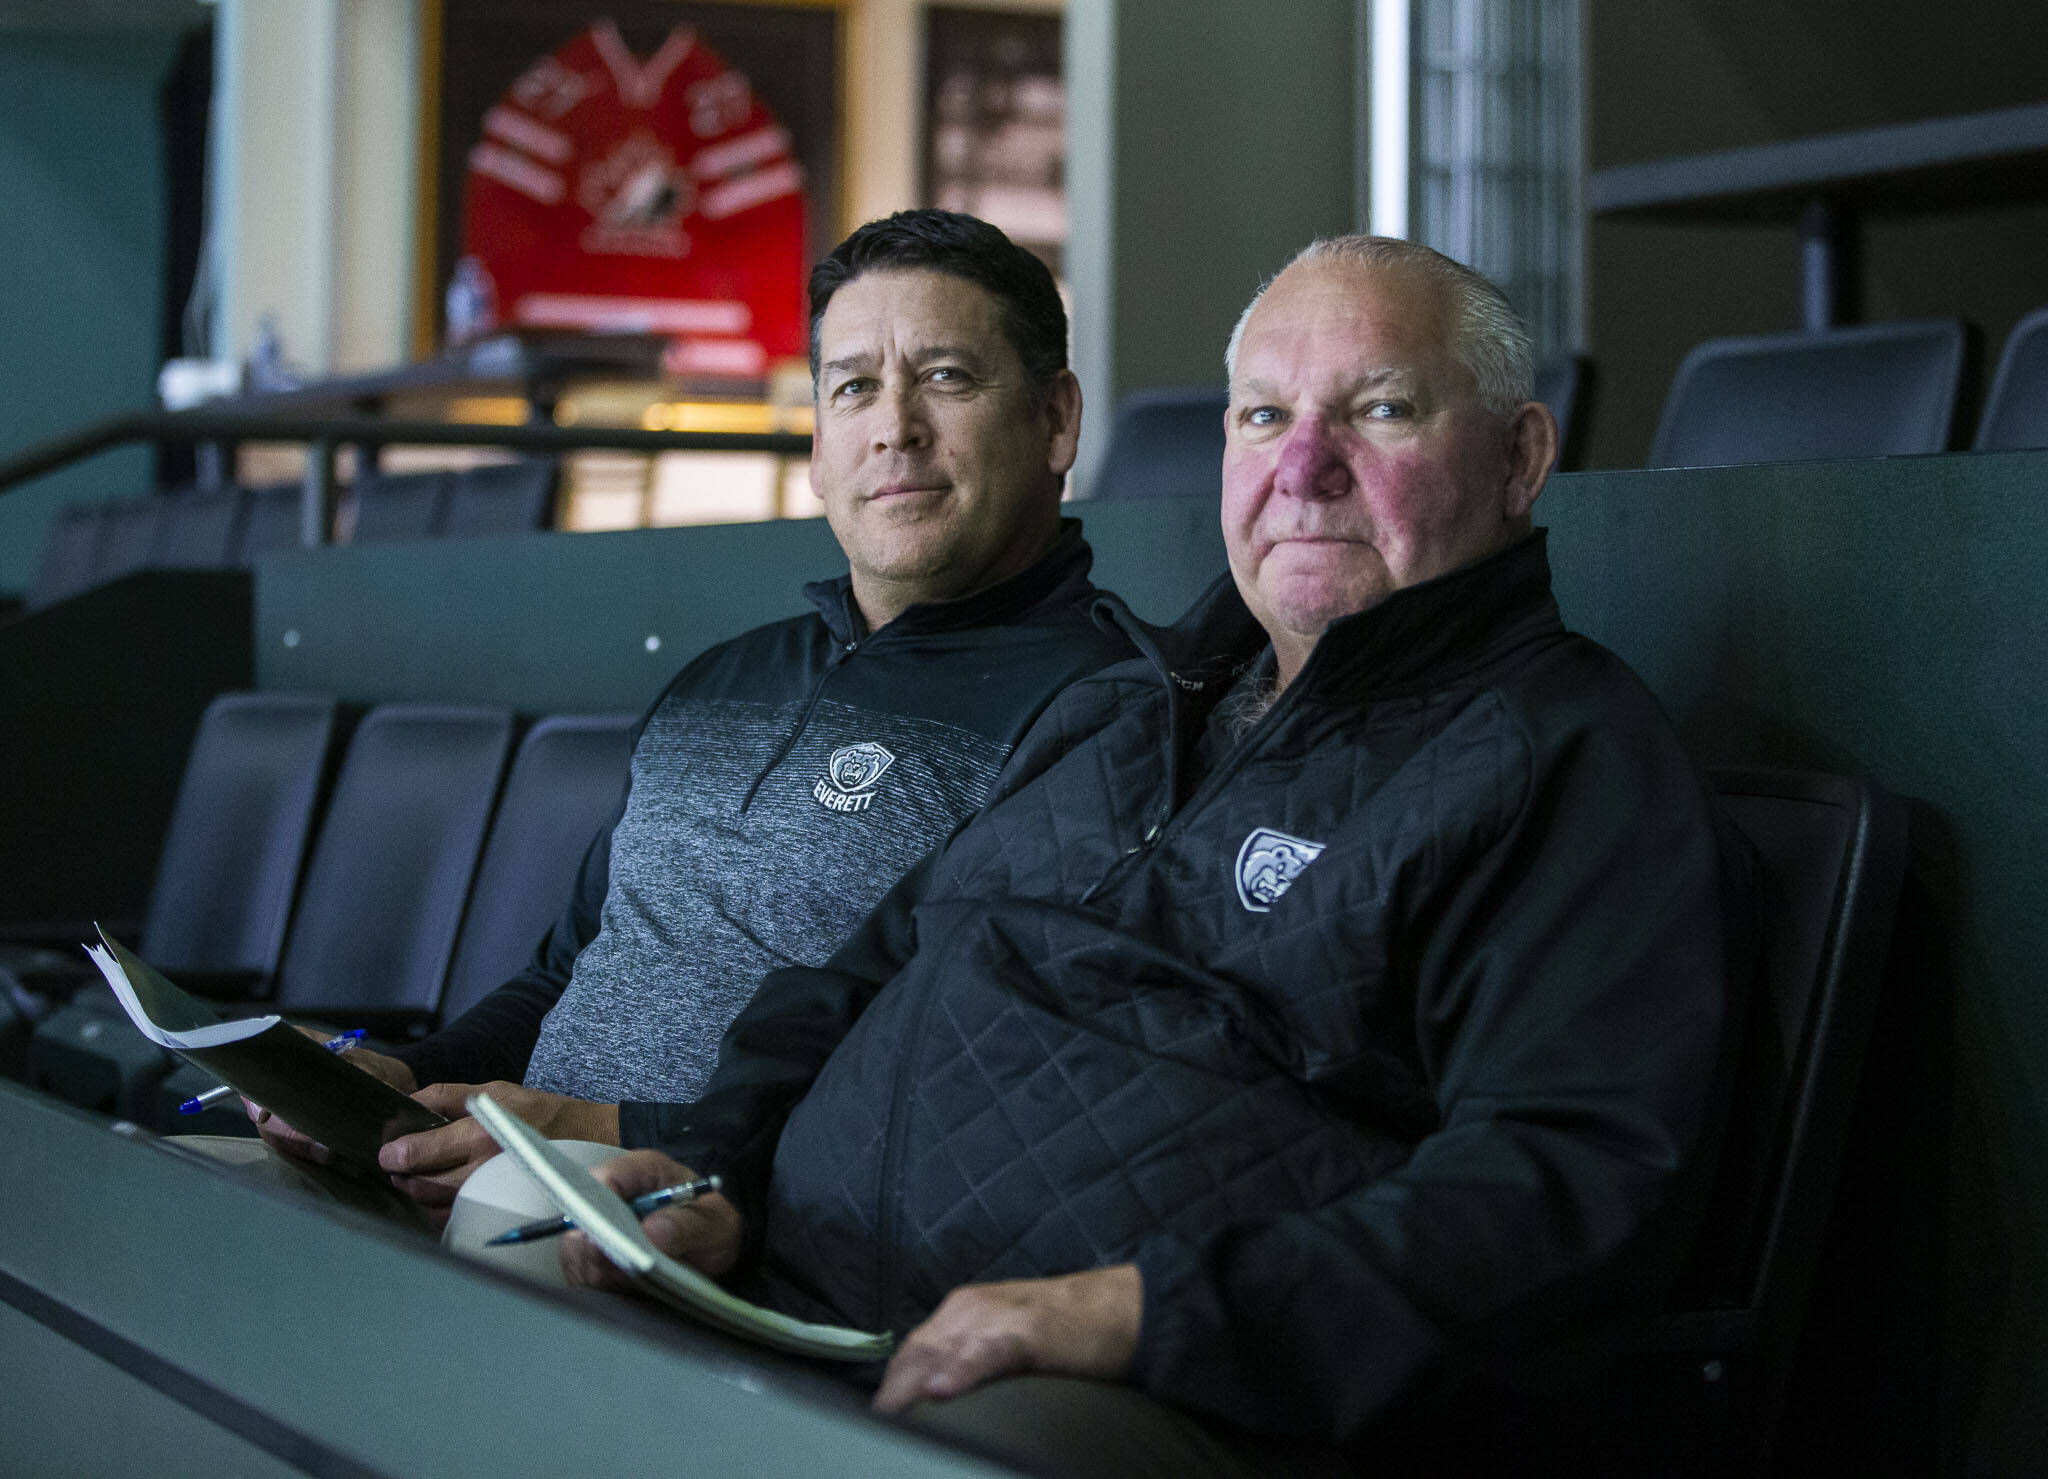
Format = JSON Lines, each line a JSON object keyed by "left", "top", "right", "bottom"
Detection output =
{"left": 1126, "top": 721, "right": 1759, "bottom": 1444}
{"left": 389, "top": 823, "right": 614, "bottom": 1087}
{"left": 618, "top": 845, "right": 944, "bottom": 1235}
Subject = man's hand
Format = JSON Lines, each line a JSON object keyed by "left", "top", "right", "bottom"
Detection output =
{"left": 559, "top": 1149, "right": 742, "bottom": 1292}
{"left": 377, "top": 1083, "right": 621, "bottom": 1221}
{"left": 248, "top": 1029, "right": 417, "bottom": 1166}
{"left": 872, "top": 1264, "right": 1142, "bottom": 1413}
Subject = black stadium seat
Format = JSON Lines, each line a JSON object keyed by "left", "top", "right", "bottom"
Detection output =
{"left": 437, "top": 712, "right": 635, "bottom": 1024}
{"left": 1649, "top": 319, "right": 1972, "bottom": 469}
{"left": 237, "top": 482, "right": 305, "bottom": 563}
{"left": 25, "top": 502, "right": 105, "bottom": 610}
{"left": 1581, "top": 768, "right": 1909, "bottom": 1473}
{"left": 150, "top": 487, "right": 249, "bottom": 569}
{"left": 1088, "top": 386, "right": 1229, "bottom": 501}
{"left": 27, "top": 693, "right": 342, "bottom": 1119}
{"left": 1974, "top": 306, "right": 2048, "bottom": 451}
{"left": 444, "top": 458, "right": 559, "bottom": 536}
{"left": 269, "top": 703, "right": 513, "bottom": 1034}
{"left": 1535, "top": 353, "right": 1595, "bottom": 470}
{"left": 348, "top": 468, "right": 452, "bottom": 543}
{"left": 139, "top": 692, "right": 341, "bottom": 987}
{"left": 91, "top": 499, "right": 163, "bottom": 585}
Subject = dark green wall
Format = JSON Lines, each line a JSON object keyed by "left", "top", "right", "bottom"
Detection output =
{"left": 1587, "top": 0, "right": 2048, "bottom": 469}
{"left": 0, "top": 31, "right": 180, "bottom": 597}
{"left": 1539, "top": 453, "right": 2047, "bottom": 1476}
{"left": 253, "top": 503, "right": 1229, "bottom": 711}
{"left": 0, "top": 573, "right": 252, "bottom": 936}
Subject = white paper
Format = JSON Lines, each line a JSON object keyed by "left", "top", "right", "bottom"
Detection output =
{"left": 83, "top": 942, "right": 281, "bottom": 1050}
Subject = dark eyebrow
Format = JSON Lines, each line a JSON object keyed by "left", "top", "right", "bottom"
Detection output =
{"left": 822, "top": 343, "right": 991, "bottom": 379}
{"left": 912, "top": 343, "right": 991, "bottom": 369}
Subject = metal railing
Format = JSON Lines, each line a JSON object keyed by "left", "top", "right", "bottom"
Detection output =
{"left": 0, "top": 410, "right": 814, "bottom": 548}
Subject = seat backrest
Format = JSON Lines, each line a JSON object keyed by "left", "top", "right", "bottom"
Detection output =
{"left": 150, "top": 487, "right": 249, "bottom": 570}
{"left": 25, "top": 503, "right": 106, "bottom": 610}
{"left": 1974, "top": 305, "right": 2048, "bottom": 450}
{"left": 1650, "top": 320, "right": 1970, "bottom": 469}
{"left": 237, "top": 483, "right": 305, "bottom": 563}
{"left": 438, "top": 713, "right": 635, "bottom": 1023}
{"left": 443, "top": 459, "right": 559, "bottom": 537}
{"left": 1690, "top": 768, "right": 1908, "bottom": 1316}
{"left": 274, "top": 704, "right": 513, "bottom": 1016}
{"left": 140, "top": 692, "right": 339, "bottom": 982}
{"left": 1535, "top": 353, "right": 1596, "bottom": 471}
{"left": 349, "top": 469, "right": 452, "bottom": 544}
{"left": 1088, "top": 387, "right": 1230, "bottom": 501}
{"left": 92, "top": 499, "right": 164, "bottom": 585}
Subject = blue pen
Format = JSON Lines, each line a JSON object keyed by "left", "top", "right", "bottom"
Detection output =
{"left": 177, "top": 1029, "right": 366, "bottom": 1114}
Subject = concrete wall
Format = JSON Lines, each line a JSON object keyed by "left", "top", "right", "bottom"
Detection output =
{"left": 0, "top": 30, "right": 180, "bottom": 598}
{"left": 1065, "top": 0, "right": 1359, "bottom": 488}
{"left": 1586, "top": 0, "right": 2048, "bottom": 468}
{"left": 209, "top": 0, "right": 420, "bottom": 375}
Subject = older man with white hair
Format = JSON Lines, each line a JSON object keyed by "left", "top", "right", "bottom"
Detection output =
{"left": 569, "top": 237, "right": 1756, "bottom": 1476}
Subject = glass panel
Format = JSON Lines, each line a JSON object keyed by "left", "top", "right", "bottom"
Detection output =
{"left": 1412, "top": 0, "right": 1582, "bottom": 355}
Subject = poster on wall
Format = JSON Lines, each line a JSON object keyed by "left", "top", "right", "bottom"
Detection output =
{"left": 437, "top": 2, "right": 837, "bottom": 381}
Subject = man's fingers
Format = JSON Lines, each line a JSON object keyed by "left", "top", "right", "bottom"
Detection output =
{"left": 409, "top": 1081, "right": 481, "bottom": 1118}
{"left": 377, "top": 1117, "right": 495, "bottom": 1177}
{"left": 874, "top": 1292, "right": 1028, "bottom": 1413}
{"left": 560, "top": 1228, "right": 637, "bottom": 1291}
{"left": 873, "top": 1344, "right": 943, "bottom": 1413}
{"left": 875, "top": 1336, "right": 963, "bottom": 1413}
{"left": 871, "top": 1271, "right": 1141, "bottom": 1414}
{"left": 249, "top": 1101, "right": 335, "bottom": 1165}
{"left": 638, "top": 1199, "right": 740, "bottom": 1276}
{"left": 590, "top": 1149, "right": 699, "bottom": 1201}
{"left": 388, "top": 1172, "right": 463, "bottom": 1208}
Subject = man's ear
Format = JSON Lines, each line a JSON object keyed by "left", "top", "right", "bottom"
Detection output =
{"left": 1043, "top": 369, "right": 1084, "bottom": 479}
{"left": 1501, "top": 400, "right": 1557, "bottom": 520}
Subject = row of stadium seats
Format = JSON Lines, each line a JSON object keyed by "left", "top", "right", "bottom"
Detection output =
{"left": 23, "top": 458, "right": 558, "bottom": 613}
{"left": 1089, "top": 306, "right": 2048, "bottom": 499}
{"left": 19, "top": 305, "right": 2045, "bottom": 607}
{"left": 0, "top": 691, "right": 634, "bottom": 1130}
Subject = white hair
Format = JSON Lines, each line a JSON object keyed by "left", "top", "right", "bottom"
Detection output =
{"left": 1224, "top": 236, "right": 1535, "bottom": 420}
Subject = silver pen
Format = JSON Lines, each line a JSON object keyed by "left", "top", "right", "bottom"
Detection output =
{"left": 485, "top": 1174, "right": 723, "bottom": 1246}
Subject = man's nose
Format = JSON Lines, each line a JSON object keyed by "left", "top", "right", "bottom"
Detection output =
{"left": 872, "top": 382, "right": 931, "bottom": 453}
{"left": 1272, "top": 419, "right": 1352, "bottom": 500}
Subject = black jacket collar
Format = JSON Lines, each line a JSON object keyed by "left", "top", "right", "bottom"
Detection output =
{"left": 1154, "top": 531, "right": 1563, "bottom": 705}
{"left": 804, "top": 519, "right": 1095, "bottom": 648}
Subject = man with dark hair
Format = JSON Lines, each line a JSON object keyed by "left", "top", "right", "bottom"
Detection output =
{"left": 807, "top": 209, "right": 1071, "bottom": 401}
{"left": 252, "top": 210, "right": 1131, "bottom": 1217}
{"left": 562, "top": 237, "right": 1755, "bottom": 1476}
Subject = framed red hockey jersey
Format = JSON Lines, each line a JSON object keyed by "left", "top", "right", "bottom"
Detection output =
{"left": 436, "top": 4, "right": 838, "bottom": 378}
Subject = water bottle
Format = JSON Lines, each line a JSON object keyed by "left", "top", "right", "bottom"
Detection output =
{"left": 446, "top": 256, "right": 499, "bottom": 349}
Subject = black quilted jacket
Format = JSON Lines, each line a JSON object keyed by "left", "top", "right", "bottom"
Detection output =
{"left": 653, "top": 532, "right": 1755, "bottom": 1444}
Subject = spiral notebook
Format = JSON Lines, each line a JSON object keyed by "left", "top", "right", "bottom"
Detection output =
{"left": 468, "top": 1093, "right": 894, "bottom": 1363}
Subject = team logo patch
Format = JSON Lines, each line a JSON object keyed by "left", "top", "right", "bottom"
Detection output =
{"left": 1234, "top": 827, "right": 1326, "bottom": 912}
{"left": 814, "top": 741, "right": 896, "bottom": 814}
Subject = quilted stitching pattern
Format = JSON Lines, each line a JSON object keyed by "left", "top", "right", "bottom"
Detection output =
{"left": 761, "top": 658, "right": 1534, "bottom": 1333}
